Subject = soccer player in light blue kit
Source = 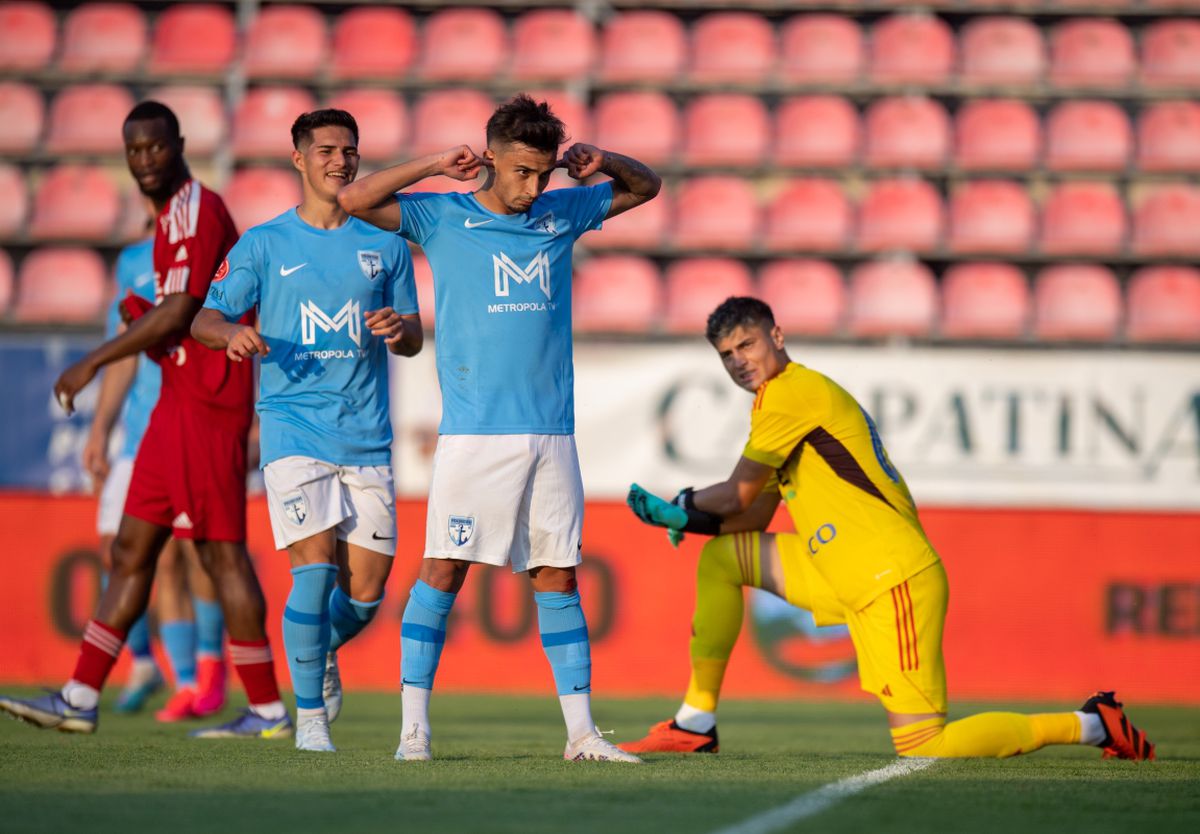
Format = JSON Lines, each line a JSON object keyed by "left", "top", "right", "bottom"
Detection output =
{"left": 340, "top": 94, "right": 661, "bottom": 762}
{"left": 192, "top": 109, "right": 422, "bottom": 751}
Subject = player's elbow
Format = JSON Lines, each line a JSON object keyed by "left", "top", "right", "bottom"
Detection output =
{"left": 189, "top": 310, "right": 222, "bottom": 349}
{"left": 337, "top": 183, "right": 366, "bottom": 216}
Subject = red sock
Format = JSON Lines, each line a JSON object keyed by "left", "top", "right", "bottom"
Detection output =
{"left": 228, "top": 639, "right": 281, "bottom": 706}
{"left": 70, "top": 620, "right": 126, "bottom": 690}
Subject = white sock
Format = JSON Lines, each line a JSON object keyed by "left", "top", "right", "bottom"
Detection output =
{"left": 559, "top": 693, "right": 596, "bottom": 744}
{"left": 1076, "top": 711, "right": 1106, "bottom": 746}
{"left": 249, "top": 700, "right": 287, "bottom": 720}
{"left": 402, "top": 685, "right": 432, "bottom": 736}
{"left": 61, "top": 680, "right": 99, "bottom": 710}
{"left": 674, "top": 703, "right": 716, "bottom": 733}
{"left": 296, "top": 706, "right": 325, "bottom": 723}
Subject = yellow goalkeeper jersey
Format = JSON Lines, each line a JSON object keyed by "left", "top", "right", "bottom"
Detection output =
{"left": 743, "top": 362, "right": 940, "bottom": 611}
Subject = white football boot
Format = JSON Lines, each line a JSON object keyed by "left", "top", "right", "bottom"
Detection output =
{"left": 564, "top": 730, "right": 643, "bottom": 763}
{"left": 322, "top": 652, "right": 342, "bottom": 723}
{"left": 295, "top": 710, "right": 336, "bottom": 753}
{"left": 394, "top": 722, "right": 432, "bottom": 762}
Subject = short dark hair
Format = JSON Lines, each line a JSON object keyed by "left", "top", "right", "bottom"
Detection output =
{"left": 291, "top": 108, "right": 359, "bottom": 149}
{"left": 486, "top": 94, "right": 566, "bottom": 154}
{"left": 124, "top": 100, "right": 180, "bottom": 139}
{"left": 705, "top": 296, "right": 777, "bottom": 343}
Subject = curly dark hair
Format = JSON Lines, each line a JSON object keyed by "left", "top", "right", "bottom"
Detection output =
{"left": 705, "top": 296, "right": 777, "bottom": 343}
{"left": 485, "top": 94, "right": 567, "bottom": 154}
{"left": 291, "top": 108, "right": 359, "bottom": 149}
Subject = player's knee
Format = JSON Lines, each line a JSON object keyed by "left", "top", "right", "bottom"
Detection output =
{"left": 697, "top": 535, "right": 742, "bottom": 586}
{"left": 109, "top": 538, "right": 155, "bottom": 578}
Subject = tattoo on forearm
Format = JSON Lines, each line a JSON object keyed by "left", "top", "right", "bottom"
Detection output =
{"left": 599, "top": 152, "right": 659, "bottom": 196}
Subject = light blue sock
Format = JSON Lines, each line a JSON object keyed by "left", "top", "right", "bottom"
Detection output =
{"left": 283, "top": 563, "right": 338, "bottom": 710}
{"left": 400, "top": 580, "right": 456, "bottom": 689}
{"left": 126, "top": 613, "right": 153, "bottom": 660}
{"left": 160, "top": 620, "right": 197, "bottom": 688}
{"left": 535, "top": 590, "right": 592, "bottom": 695}
{"left": 193, "top": 597, "right": 224, "bottom": 659}
{"left": 328, "top": 585, "right": 383, "bottom": 653}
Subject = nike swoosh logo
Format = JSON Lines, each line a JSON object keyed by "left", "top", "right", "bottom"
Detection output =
{"left": 280, "top": 263, "right": 307, "bottom": 276}
{"left": 464, "top": 218, "right": 494, "bottom": 229}
{"left": 573, "top": 684, "right": 590, "bottom": 691}
{"left": 372, "top": 532, "right": 395, "bottom": 541}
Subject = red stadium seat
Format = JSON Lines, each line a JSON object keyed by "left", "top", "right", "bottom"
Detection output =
{"left": 418, "top": 8, "right": 507, "bottom": 81}
{"left": 673, "top": 177, "right": 760, "bottom": 252}
{"left": 1126, "top": 266, "right": 1200, "bottom": 342}
{"left": 59, "top": 3, "right": 147, "bottom": 74}
{"left": 409, "top": 89, "right": 494, "bottom": 157}
{"left": 758, "top": 259, "right": 845, "bottom": 336}
{"left": 1136, "top": 102, "right": 1200, "bottom": 173}
{"left": 779, "top": 14, "right": 863, "bottom": 84}
{"left": 1033, "top": 265, "right": 1121, "bottom": 341}
{"left": 1039, "top": 183, "right": 1126, "bottom": 255}
{"left": 46, "top": 84, "right": 134, "bottom": 155}
{"left": 412, "top": 253, "right": 434, "bottom": 332}
{"left": 223, "top": 167, "right": 300, "bottom": 232}
{"left": 0, "top": 82, "right": 45, "bottom": 155}
{"left": 857, "top": 179, "right": 944, "bottom": 253}
{"left": 331, "top": 7, "right": 416, "bottom": 81}
{"left": 243, "top": 4, "right": 327, "bottom": 80}
{"left": 149, "top": 4, "right": 237, "bottom": 76}
{"left": 149, "top": 85, "right": 226, "bottom": 157}
{"left": 526, "top": 90, "right": 589, "bottom": 146}
{"left": 599, "top": 11, "right": 685, "bottom": 83}
{"left": 940, "top": 262, "right": 1030, "bottom": 339}
{"left": 232, "top": 87, "right": 317, "bottom": 160}
{"left": 689, "top": 12, "right": 776, "bottom": 85}
{"left": 683, "top": 95, "right": 770, "bottom": 168}
{"left": 1140, "top": 19, "right": 1200, "bottom": 89}
{"left": 13, "top": 247, "right": 109, "bottom": 323}
{"left": 1048, "top": 19, "right": 1135, "bottom": 89}
{"left": 847, "top": 259, "right": 937, "bottom": 338}
{"left": 0, "top": 2, "right": 55, "bottom": 72}
{"left": 869, "top": 13, "right": 955, "bottom": 85}
{"left": 585, "top": 183, "right": 670, "bottom": 250}
{"left": 0, "top": 164, "right": 29, "bottom": 238}
{"left": 1044, "top": 101, "right": 1131, "bottom": 172}
{"left": 510, "top": 10, "right": 594, "bottom": 81}
{"left": 593, "top": 92, "right": 679, "bottom": 165}
{"left": 774, "top": 96, "right": 860, "bottom": 168}
{"left": 326, "top": 89, "right": 407, "bottom": 161}
{"left": 959, "top": 17, "right": 1045, "bottom": 86}
{"left": 1132, "top": 185, "right": 1200, "bottom": 256}
{"left": 953, "top": 99, "right": 1040, "bottom": 171}
{"left": 0, "top": 249, "right": 12, "bottom": 315}
{"left": 948, "top": 181, "right": 1035, "bottom": 254}
{"left": 29, "top": 166, "right": 120, "bottom": 241}
{"left": 863, "top": 96, "right": 950, "bottom": 170}
{"left": 663, "top": 258, "right": 754, "bottom": 334}
{"left": 573, "top": 256, "right": 663, "bottom": 334}
{"left": 764, "top": 179, "right": 852, "bottom": 253}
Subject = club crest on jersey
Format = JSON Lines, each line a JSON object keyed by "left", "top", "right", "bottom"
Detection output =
{"left": 283, "top": 492, "right": 308, "bottom": 526}
{"left": 533, "top": 211, "right": 557, "bottom": 235}
{"left": 448, "top": 515, "right": 475, "bottom": 547}
{"left": 357, "top": 250, "right": 383, "bottom": 281}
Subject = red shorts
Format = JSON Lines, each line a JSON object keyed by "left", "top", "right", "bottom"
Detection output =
{"left": 124, "top": 395, "right": 249, "bottom": 542}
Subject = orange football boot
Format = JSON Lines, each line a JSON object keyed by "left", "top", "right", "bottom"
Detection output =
{"left": 192, "top": 657, "right": 227, "bottom": 717}
{"left": 1080, "top": 691, "right": 1156, "bottom": 761}
{"left": 155, "top": 687, "right": 198, "bottom": 722}
{"left": 617, "top": 719, "right": 719, "bottom": 754}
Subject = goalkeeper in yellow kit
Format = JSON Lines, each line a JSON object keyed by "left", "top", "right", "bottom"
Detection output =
{"left": 620, "top": 297, "right": 1154, "bottom": 761}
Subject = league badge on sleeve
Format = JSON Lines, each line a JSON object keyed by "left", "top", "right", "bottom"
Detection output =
{"left": 448, "top": 515, "right": 475, "bottom": 547}
{"left": 357, "top": 250, "right": 383, "bottom": 281}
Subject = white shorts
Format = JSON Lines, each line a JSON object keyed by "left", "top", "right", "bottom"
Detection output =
{"left": 424, "top": 434, "right": 584, "bottom": 573}
{"left": 264, "top": 456, "right": 397, "bottom": 556}
{"left": 97, "top": 456, "right": 135, "bottom": 536}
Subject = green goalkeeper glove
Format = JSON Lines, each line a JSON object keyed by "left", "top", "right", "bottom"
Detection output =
{"left": 627, "top": 484, "right": 688, "bottom": 529}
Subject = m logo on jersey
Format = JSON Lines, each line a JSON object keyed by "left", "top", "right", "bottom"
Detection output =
{"left": 300, "top": 299, "right": 362, "bottom": 347}
{"left": 448, "top": 515, "right": 474, "bottom": 547}
{"left": 493, "top": 251, "right": 551, "bottom": 300}
{"left": 357, "top": 250, "right": 383, "bottom": 281}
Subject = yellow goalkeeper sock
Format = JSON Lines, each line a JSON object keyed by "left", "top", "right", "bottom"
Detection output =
{"left": 891, "top": 712, "right": 1082, "bottom": 758}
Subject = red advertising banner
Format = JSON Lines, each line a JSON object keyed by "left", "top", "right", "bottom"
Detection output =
{"left": 1, "top": 494, "right": 1197, "bottom": 704}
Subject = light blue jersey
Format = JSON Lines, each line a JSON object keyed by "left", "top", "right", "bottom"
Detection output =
{"left": 108, "top": 238, "right": 161, "bottom": 459}
{"left": 202, "top": 209, "right": 418, "bottom": 467}
{"left": 398, "top": 183, "right": 612, "bottom": 434}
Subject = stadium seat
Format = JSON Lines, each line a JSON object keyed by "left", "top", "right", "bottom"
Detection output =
{"left": 689, "top": 12, "right": 776, "bottom": 85}
{"left": 13, "top": 247, "right": 109, "bottom": 323}
{"left": 526, "top": 90, "right": 589, "bottom": 146}
{"left": 1140, "top": 19, "right": 1200, "bottom": 89}
{"left": 45, "top": 84, "right": 134, "bottom": 155}
{"left": 673, "top": 177, "right": 760, "bottom": 252}
{"left": 948, "top": 180, "right": 1035, "bottom": 254}
{"left": 593, "top": 92, "right": 680, "bottom": 165}
{"left": 683, "top": 95, "right": 770, "bottom": 168}
{"left": 510, "top": 9, "right": 595, "bottom": 81}
{"left": 1044, "top": 101, "right": 1131, "bottom": 172}
{"left": 409, "top": 89, "right": 494, "bottom": 157}
{"left": 585, "top": 183, "right": 670, "bottom": 250}
{"left": 1048, "top": 19, "right": 1135, "bottom": 89}
{"left": 1039, "top": 183, "right": 1126, "bottom": 255}
{"left": 331, "top": 7, "right": 416, "bottom": 80}
{"left": 0, "top": 249, "right": 12, "bottom": 315}
{"left": 663, "top": 258, "right": 754, "bottom": 334}
{"left": 1132, "top": 185, "right": 1200, "bottom": 256}
{"left": 856, "top": 179, "right": 944, "bottom": 253}
{"left": 0, "top": 2, "right": 55, "bottom": 72}
{"left": 243, "top": 4, "right": 327, "bottom": 80}
{"left": 847, "top": 259, "right": 937, "bottom": 338}
{"left": 868, "top": 13, "right": 955, "bottom": 85}
{"left": 599, "top": 10, "right": 685, "bottom": 83}
{"left": 29, "top": 166, "right": 120, "bottom": 241}
{"left": 114, "top": 187, "right": 153, "bottom": 242}
{"left": 573, "top": 256, "right": 663, "bottom": 334}
{"left": 959, "top": 17, "right": 1045, "bottom": 87}
{"left": 149, "top": 4, "right": 237, "bottom": 76}
{"left": 758, "top": 259, "right": 845, "bottom": 336}
{"left": 0, "top": 82, "right": 45, "bottom": 155}
{"left": 325, "top": 89, "right": 407, "bottom": 161}
{"left": 940, "top": 262, "right": 1030, "bottom": 339}
{"left": 1033, "top": 264, "right": 1121, "bottom": 341}
{"left": 418, "top": 7, "right": 508, "bottom": 81}
{"left": 412, "top": 252, "right": 434, "bottom": 331}
{"left": 59, "top": 3, "right": 147, "bottom": 74}
{"left": 774, "top": 96, "right": 860, "bottom": 168}
{"left": 1126, "top": 266, "right": 1200, "bottom": 342}
{"left": 0, "top": 165, "right": 29, "bottom": 239}
{"left": 149, "top": 85, "right": 226, "bottom": 157}
{"left": 764, "top": 179, "right": 852, "bottom": 253}
{"left": 779, "top": 14, "right": 863, "bottom": 84}
{"left": 863, "top": 96, "right": 950, "bottom": 170}
{"left": 223, "top": 168, "right": 300, "bottom": 233}
{"left": 232, "top": 87, "right": 317, "bottom": 160}
{"left": 953, "top": 99, "right": 1040, "bottom": 171}
{"left": 1136, "top": 102, "right": 1200, "bottom": 173}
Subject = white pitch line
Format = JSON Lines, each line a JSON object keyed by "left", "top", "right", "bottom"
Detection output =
{"left": 708, "top": 757, "right": 938, "bottom": 834}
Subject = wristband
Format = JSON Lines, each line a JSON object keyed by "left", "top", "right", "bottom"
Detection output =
{"left": 673, "top": 488, "right": 723, "bottom": 536}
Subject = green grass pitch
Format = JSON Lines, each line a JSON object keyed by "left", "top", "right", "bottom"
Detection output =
{"left": 1, "top": 690, "right": 1197, "bottom": 834}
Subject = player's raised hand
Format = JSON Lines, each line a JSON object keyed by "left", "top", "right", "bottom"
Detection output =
{"left": 54, "top": 359, "right": 97, "bottom": 416}
{"left": 438, "top": 145, "right": 485, "bottom": 181}
{"left": 365, "top": 307, "right": 405, "bottom": 346}
{"left": 226, "top": 325, "right": 268, "bottom": 362}
{"left": 558, "top": 143, "right": 605, "bottom": 180}
{"left": 627, "top": 483, "right": 688, "bottom": 530}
